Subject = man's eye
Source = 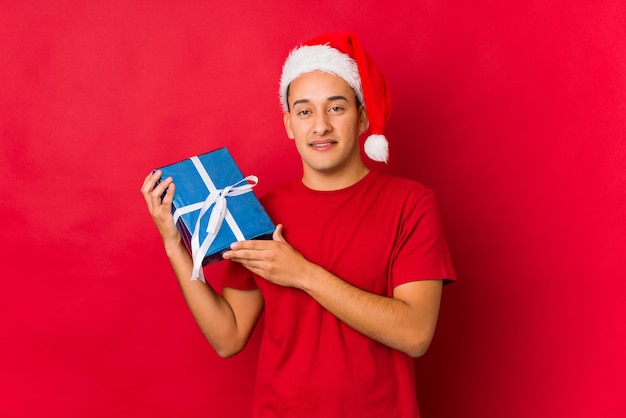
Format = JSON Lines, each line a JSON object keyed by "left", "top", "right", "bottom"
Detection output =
{"left": 297, "top": 110, "right": 311, "bottom": 116}
{"left": 329, "top": 106, "right": 344, "bottom": 113}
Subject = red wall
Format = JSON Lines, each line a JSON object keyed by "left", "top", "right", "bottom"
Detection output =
{"left": 1, "top": 1, "right": 624, "bottom": 417}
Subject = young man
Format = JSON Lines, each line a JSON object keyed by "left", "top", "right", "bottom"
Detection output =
{"left": 141, "top": 32, "right": 455, "bottom": 417}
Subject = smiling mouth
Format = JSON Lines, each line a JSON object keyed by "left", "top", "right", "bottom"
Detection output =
{"left": 310, "top": 140, "right": 337, "bottom": 149}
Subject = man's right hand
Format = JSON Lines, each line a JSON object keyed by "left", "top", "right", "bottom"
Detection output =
{"left": 140, "top": 170, "right": 184, "bottom": 254}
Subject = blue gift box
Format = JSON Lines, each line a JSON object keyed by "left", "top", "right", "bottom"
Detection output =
{"left": 156, "top": 147, "right": 275, "bottom": 279}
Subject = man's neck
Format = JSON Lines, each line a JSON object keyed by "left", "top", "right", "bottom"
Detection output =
{"left": 302, "top": 165, "right": 370, "bottom": 191}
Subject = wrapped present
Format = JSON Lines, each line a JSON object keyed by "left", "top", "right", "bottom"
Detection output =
{"left": 156, "top": 147, "right": 275, "bottom": 282}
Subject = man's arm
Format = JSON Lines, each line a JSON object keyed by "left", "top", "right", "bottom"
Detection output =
{"left": 140, "top": 171, "right": 264, "bottom": 358}
{"left": 223, "top": 225, "right": 443, "bottom": 358}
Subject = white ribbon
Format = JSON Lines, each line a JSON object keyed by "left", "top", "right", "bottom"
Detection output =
{"left": 172, "top": 156, "right": 258, "bottom": 282}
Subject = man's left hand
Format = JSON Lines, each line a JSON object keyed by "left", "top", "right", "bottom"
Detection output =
{"left": 223, "top": 224, "right": 319, "bottom": 289}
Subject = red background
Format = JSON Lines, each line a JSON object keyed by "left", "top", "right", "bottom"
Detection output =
{"left": 2, "top": 1, "right": 625, "bottom": 417}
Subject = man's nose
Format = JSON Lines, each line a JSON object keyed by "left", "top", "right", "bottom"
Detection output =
{"left": 313, "top": 112, "right": 332, "bottom": 136}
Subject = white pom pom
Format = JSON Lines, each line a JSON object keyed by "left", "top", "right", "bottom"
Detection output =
{"left": 364, "top": 134, "right": 389, "bottom": 163}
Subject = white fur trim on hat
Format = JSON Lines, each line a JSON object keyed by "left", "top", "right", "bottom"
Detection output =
{"left": 280, "top": 44, "right": 364, "bottom": 111}
{"left": 364, "top": 134, "right": 389, "bottom": 163}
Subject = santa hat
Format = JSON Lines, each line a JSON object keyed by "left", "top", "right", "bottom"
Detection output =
{"left": 279, "top": 32, "right": 392, "bottom": 163}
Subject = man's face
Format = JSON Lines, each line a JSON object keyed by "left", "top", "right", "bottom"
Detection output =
{"left": 283, "top": 71, "right": 368, "bottom": 179}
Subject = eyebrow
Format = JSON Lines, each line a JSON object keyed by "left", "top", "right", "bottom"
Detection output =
{"left": 292, "top": 95, "right": 349, "bottom": 107}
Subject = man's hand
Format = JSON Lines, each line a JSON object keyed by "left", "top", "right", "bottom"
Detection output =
{"left": 140, "top": 170, "right": 184, "bottom": 253}
{"left": 223, "top": 224, "right": 320, "bottom": 289}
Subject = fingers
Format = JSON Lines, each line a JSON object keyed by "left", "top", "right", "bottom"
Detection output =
{"left": 223, "top": 249, "right": 275, "bottom": 278}
{"left": 154, "top": 182, "right": 175, "bottom": 217}
{"left": 140, "top": 170, "right": 160, "bottom": 199}
{"left": 140, "top": 170, "right": 182, "bottom": 248}
{"left": 140, "top": 170, "right": 176, "bottom": 217}
{"left": 223, "top": 246, "right": 260, "bottom": 260}
{"left": 272, "top": 224, "right": 286, "bottom": 242}
{"left": 150, "top": 176, "right": 173, "bottom": 207}
{"left": 141, "top": 170, "right": 161, "bottom": 205}
{"left": 228, "top": 238, "right": 274, "bottom": 252}
{"left": 228, "top": 224, "right": 285, "bottom": 251}
{"left": 223, "top": 241, "right": 272, "bottom": 262}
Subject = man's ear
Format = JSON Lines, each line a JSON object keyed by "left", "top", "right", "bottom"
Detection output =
{"left": 283, "top": 112, "right": 295, "bottom": 139}
{"left": 358, "top": 105, "right": 369, "bottom": 135}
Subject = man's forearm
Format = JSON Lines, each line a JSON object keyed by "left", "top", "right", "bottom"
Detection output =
{"left": 165, "top": 244, "right": 258, "bottom": 358}
{"left": 300, "top": 265, "right": 443, "bottom": 357}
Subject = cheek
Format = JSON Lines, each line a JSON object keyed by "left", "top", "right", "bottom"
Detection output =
{"left": 289, "top": 120, "right": 310, "bottom": 139}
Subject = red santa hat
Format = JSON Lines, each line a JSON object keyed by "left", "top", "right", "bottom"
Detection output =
{"left": 279, "top": 32, "right": 392, "bottom": 163}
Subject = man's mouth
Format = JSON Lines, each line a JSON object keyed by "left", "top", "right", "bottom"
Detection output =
{"left": 310, "top": 140, "right": 337, "bottom": 150}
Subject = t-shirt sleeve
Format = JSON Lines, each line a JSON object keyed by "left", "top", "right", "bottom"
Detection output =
{"left": 221, "top": 259, "right": 258, "bottom": 290}
{"left": 391, "top": 190, "right": 456, "bottom": 287}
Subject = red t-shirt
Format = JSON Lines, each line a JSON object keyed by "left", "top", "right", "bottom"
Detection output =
{"left": 222, "top": 171, "right": 456, "bottom": 417}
